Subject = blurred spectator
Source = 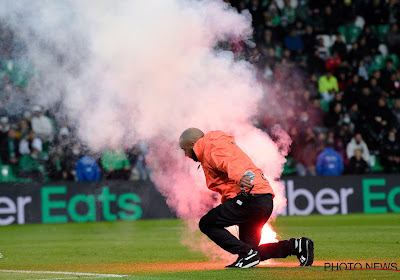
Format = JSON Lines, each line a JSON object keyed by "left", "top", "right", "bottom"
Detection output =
{"left": 334, "top": 137, "right": 348, "bottom": 166}
{"left": 307, "top": 9, "right": 324, "bottom": 34}
{"left": 323, "top": 5, "right": 339, "bottom": 34}
{"left": 345, "top": 149, "right": 371, "bottom": 174}
{"left": 76, "top": 155, "right": 101, "bottom": 182}
{"left": 357, "top": 60, "right": 369, "bottom": 81}
{"left": 0, "top": 116, "right": 11, "bottom": 159}
{"left": 0, "top": 116, "right": 10, "bottom": 135}
{"left": 294, "top": 20, "right": 306, "bottom": 37}
{"left": 316, "top": 143, "right": 344, "bottom": 175}
{"left": 284, "top": 29, "right": 304, "bottom": 53}
{"left": 56, "top": 127, "right": 72, "bottom": 150}
{"left": 260, "top": 29, "right": 278, "bottom": 48}
{"left": 46, "top": 142, "right": 78, "bottom": 181}
{"left": 348, "top": 42, "right": 364, "bottom": 64}
{"left": 137, "top": 140, "right": 151, "bottom": 181}
{"left": 19, "top": 130, "right": 42, "bottom": 155}
{"left": 294, "top": 127, "right": 318, "bottom": 176}
{"left": 348, "top": 103, "right": 361, "bottom": 127}
{"left": 101, "top": 150, "right": 131, "bottom": 180}
{"left": 337, "top": 72, "right": 350, "bottom": 92}
{"left": 30, "top": 105, "right": 53, "bottom": 143}
{"left": 362, "top": 26, "right": 379, "bottom": 55}
{"left": 0, "top": 127, "right": 20, "bottom": 166}
{"left": 387, "top": 24, "right": 400, "bottom": 54}
{"left": 325, "top": 51, "right": 342, "bottom": 74}
{"left": 365, "top": 0, "right": 389, "bottom": 25}
{"left": 307, "top": 49, "right": 325, "bottom": 75}
{"left": 16, "top": 118, "right": 30, "bottom": 140}
{"left": 391, "top": 98, "right": 400, "bottom": 127}
{"left": 262, "top": 62, "right": 274, "bottom": 82}
{"left": 315, "top": 37, "right": 330, "bottom": 60}
{"left": 281, "top": 0, "right": 296, "bottom": 27}
{"left": 371, "top": 97, "right": 395, "bottom": 133}
{"left": 318, "top": 72, "right": 339, "bottom": 101}
{"left": 17, "top": 147, "right": 44, "bottom": 182}
{"left": 302, "top": 25, "right": 315, "bottom": 54}
{"left": 346, "top": 133, "right": 371, "bottom": 164}
{"left": 342, "top": 0, "right": 356, "bottom": 23}
{"left": 296, "top": 0, "right": 310, "bottom": 22}
{"left": 331, "top": 34, "right": 347, "bottom": 59}
{"left": 325, "top": 102, "right": 343, "bottom": 128}
{"left": 379, "top": 130, "right": 400, "bottom": 173}
{"left": 382, "top": 73, "right": 400, "bottom": 99}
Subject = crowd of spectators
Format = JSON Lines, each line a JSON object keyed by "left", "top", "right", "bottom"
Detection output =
{"left": 1, "top": 0, "right": 400, "bottom": 182}
{"left": 0, "top": 16, "right": 153, "bottom": 183}
{"left": 0, "top": 103, "right": 151, "bottom": 182}
{"left": 226, "top": 0, "right": 400, "bottom": 175}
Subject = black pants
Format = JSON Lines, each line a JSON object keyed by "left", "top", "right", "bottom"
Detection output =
{"left": 199, "top": 194, "right": 294, "bottom": 261}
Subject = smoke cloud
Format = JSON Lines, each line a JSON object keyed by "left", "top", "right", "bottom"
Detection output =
{"left": 1, "top": 0, "right": 290, "bottom": 258}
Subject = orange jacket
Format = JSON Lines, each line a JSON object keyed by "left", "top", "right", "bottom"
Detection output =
{"left": 193, "top": 130, "right": 274, "bottom": 203}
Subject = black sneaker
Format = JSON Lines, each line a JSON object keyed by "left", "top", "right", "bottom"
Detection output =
{"left": 225, "top": 249, "right": 260, "bottom": 268}
{"left": 294, "top": 237, "right": 314, "bottom": 266}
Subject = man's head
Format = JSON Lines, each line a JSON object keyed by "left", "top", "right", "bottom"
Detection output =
{"left": 32, "top": 105, "right": 42, "bottom": 117}
{"left": 355, "top": 133, "right": 363, "bottom": 144}
{"left": 0, "top": 116, "right": 9, "bottom": 131}
{"left": 354, "top": 149, "right": 362, "bottom": 160}
{"left": 179, "top": 128, "right": 204, "bottom": 162}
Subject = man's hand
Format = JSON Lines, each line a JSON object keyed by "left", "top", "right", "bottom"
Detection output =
{"left": 239, "top": 175, "right": 253, "bottom": 190}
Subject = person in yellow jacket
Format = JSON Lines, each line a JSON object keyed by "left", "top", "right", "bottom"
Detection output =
{"left": 179, "top": 128, "right": 314, "bottom": 268}
{"left": 318, "top": 71, "right": 339, "bottom": 101}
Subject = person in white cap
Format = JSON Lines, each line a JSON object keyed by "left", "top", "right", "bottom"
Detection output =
{"left": 0, "top": 116, "right": 10, "bottom": 134}
{"left": 30, "top": 105, "right": 54, "bottom": 143}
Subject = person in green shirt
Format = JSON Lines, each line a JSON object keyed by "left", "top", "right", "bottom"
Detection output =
{"left": 101, "top": 150, "right": 131, "bottom": 180}
{"left": 318, "top": 72, "right": 339, "bottom": 102}
{"left": 281, "top": 0, "right": 296, "bottom": 27}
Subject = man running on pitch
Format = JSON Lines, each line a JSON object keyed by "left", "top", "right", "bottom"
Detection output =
{"left": 179, "top": 128, "right": 314, "bottom": 268}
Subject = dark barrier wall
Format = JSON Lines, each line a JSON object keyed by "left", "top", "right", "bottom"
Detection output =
{"left": 0, "top": 181, "right": 175, "bottom": 226}
{"left": 280, "top": 175, "right": 400, "bottom": 216}
{"left": 1, "top": 175, "right": 400, "bottom": 225}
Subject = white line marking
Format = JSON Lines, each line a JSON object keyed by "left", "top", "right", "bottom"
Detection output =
{"left": 0, "top": 270, "right": 126, "bottom": 278}
{"left": 28, "top": 277, "right": 102, "bottom": 280}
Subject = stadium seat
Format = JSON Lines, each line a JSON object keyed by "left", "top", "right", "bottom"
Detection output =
{"left": 261, "top": 0, "right": 270, "bottom": 7}
{"left": 337, "top": 25, "right": 347, "bottom": 39}
{"left": 337, "top": 25, "right": 361, "bottom": 44}
{"left": 0, "top": 165, "right": 19, "bottom": 182}
{"left": 386, "top": 54, "right": 399, "bottom": 68}
{"left": 347, "top": 25, "right": 362, "bottom": 44}
{"left": 377, "top": 25, "right": 390, "bottom": 42}
{"left": 370, "top": 155, "right": 384, "bottom": 173}
{"left": 370, "top": 25, "right": 377, "bottom": 36}
{"left": 378, "top": 44, "right": 388, "bottom": 56}
{"left": 372, "top": 54, "right": 386, "bottom": 70}
{"left": 354, "top": 16, "right": 365, "bottom": 30}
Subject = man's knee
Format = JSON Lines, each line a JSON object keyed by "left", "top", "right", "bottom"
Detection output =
{"left": 199, "top": 210, "right": 219, "bottom": 234}
{"left": 199, "top": 215, "right": 210, "bottom": 234}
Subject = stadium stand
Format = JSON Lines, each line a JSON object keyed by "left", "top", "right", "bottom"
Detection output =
{"left": 1, "top": 0, "right": 400, "bottom": 181}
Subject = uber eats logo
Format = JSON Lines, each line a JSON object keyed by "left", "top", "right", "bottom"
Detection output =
{"left": 42, "top": 186, "right": 142, "bottom": 223}
{"left": 363, "top": 179, "right": 400, "bottom": 213}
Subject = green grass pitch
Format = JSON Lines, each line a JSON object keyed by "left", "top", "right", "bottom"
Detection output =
{"left": 0, "top": 213, "right": 399, "bottom": 279}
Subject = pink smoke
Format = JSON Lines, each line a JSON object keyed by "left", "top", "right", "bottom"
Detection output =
{"left": 1, "top": 0, "right": 290, "bottom": 258}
